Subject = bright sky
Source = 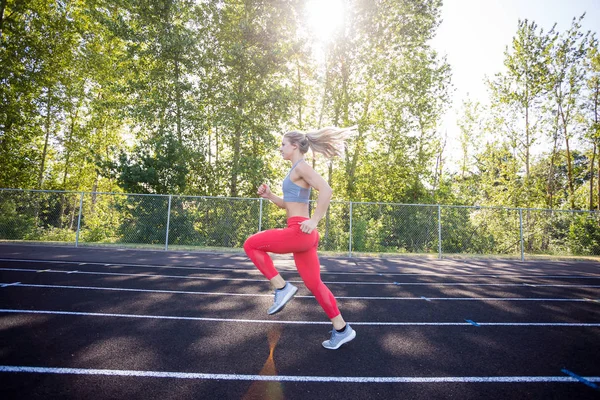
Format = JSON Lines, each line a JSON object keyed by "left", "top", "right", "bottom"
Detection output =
{"left": 430, "top": 0, "right": 600, "bottom": 164}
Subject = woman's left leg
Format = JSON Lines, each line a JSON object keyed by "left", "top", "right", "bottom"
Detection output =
{"left": 293, "top": 245, "right": 341, "bottom": 321}
{"left": 294, "top": 246, "right": 356, "bottom": 349}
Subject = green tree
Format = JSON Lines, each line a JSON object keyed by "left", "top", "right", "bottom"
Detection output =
{"left": 209, "top": 0, "right": 303, "bottom": 198}
{"left": 0, "top": 0, "right": 75, "bottom": 189}
{"left": 457, "top": 98, "right": 485, "bottom": 179}
{"left": 318, "top": 0, "right": 450, "bottom": 204}
{"left": 475, "top": 142, "right": 523, "bottom": 207}
{"left": 488, "top": 19, "right": 553, "bottom": 207}
{"left": 548, "top": 15, "right": 593, "bottom": 209}
{"left": 583, "top": 41, "right": 600, "bottom": 210}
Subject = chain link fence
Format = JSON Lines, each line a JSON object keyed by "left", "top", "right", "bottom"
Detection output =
{"left": 0, "top": 188, "right": 598, "bottom": 259}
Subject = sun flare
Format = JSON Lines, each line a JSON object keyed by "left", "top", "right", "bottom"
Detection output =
{"left": 305, "top": 0, "right": 346, "bottom": 42}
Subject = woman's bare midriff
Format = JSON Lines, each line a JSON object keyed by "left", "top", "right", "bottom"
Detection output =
{"left": 285, "top": 202, "right": 310, "bottom": 218}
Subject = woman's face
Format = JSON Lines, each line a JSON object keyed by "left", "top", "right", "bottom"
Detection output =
{"left": 280, "top": 137, "right": 296, "bottom": 160}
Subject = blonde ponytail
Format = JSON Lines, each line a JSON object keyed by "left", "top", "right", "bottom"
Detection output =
{"left": 284, "top": 126, "right": 357, "bottom": 159}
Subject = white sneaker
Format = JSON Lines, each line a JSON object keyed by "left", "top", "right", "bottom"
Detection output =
{"left": 267, "top": 283, "right": 298, "bottom": 315}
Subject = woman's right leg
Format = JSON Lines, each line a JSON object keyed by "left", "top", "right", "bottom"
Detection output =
{"left": 244, "top": 227, "right": 309, "bottom": 314}
{"left": 244, "top": 222, "right": 318, "bottom": 276}
{"left": 243, "top": 227, "right": 307, "bottom": 282}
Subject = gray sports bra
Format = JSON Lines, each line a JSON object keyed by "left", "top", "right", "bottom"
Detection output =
{"left": 282, "top": 160, "right": 311, "bottom": 203}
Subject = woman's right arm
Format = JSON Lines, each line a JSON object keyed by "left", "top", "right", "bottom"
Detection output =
{"left": 258, "top": 184, "right": 286, "bottom": 209}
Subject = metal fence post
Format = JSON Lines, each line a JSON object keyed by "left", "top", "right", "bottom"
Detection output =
{"left": 349, "top": 201, "right": 353, "bottom": 257}
{"left": 258, "top": 198, "right": 263, "bottom": 231}
{"left": 519, "top": 208, "right": 524, "bottom": 261}
{"left": 438, "top": 204, "right": 442, "bottom": 259}
{"left": 165, "top": 195, "right": 172, "bottom": 251}
{"left": 75, "top": 192, "right": 84, "bottom": 247}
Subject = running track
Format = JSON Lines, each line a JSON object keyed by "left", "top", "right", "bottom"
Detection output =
{"left": 0, "top": 244, "right": 599, "bottom": 399}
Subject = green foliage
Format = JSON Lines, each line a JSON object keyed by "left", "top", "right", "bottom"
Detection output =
{"left": 568, "top": 213, "right": 600, "bottom": 255}
{"left": 170, "top": 197, "right": 261, "bottom": 248}
{"left": 440, "top": 206, "right": 523, "bottom": 256}
{"left": 350, "top": 203, "right": 439, "bottom": 254}
{"left": 26, "top": 227, "right": 76, "bottom": 243}
{"left": 1, "top": 189, "right": 598, "bottom": 258}
{"left": 1, "top": 0, "right": 599, "bottom": 255}
{"left": 79, "top": 194, "right": 122, "bottom": 243}
{"left": 319, "top": 202, "right": 350, "bottom": 252}
{"left": 0, "top": 200, "right": 36, "bottom": 239}
{"left": 116, "top": 195, "right": 169, "bottom": 245}
{"left": 115, "top": 135, "right": 190, "bottom": 195}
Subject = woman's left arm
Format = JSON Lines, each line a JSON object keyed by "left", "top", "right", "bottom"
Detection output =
{"left": 296, "top": 163, "right": 332, "bottom": 234}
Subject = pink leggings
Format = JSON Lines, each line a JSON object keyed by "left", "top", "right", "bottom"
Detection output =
{"left": 243, "top": 216, "right": 340, "bottom": 319}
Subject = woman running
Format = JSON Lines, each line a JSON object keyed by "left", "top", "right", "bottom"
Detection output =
{"left": 243, "top": 126, "right": 357, "bottom": 350}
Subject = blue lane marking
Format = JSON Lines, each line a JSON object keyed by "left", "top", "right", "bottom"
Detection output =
{"left": 465, "top": 319, "right": 480, "bottom": 327}
{"left": 1, "top": 282, "right": 21, "bottom": 288}
{"left": 561, "top": 369, "right": 600, "bottom": 390}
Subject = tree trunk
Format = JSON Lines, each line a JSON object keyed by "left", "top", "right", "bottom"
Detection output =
{"left": 564, "top": 134, "right": 575, "bottom": 209}
{"left": 546, "top": 111, "right": 560, "bottom": 209}
{"left": 38, "top": 91, "right": 52, "bottom": 189}
{"left": 230, "top": 128, "right": 241, "bottom": 198}
{"left": 0, "top": 0, "right": 7, "bottom": 39}
{"left": 559, "top": 106, "right": 576, "bottom": 209}
{"left": 433, "top": 132, "right": 446, "bottom": 193}
{"left": 323, "top": 161, "right": 333, "bottom": 250}
{"left": 230, "top": 88, "right": 243, "bottom": 197}
{"left": 590, "top": 143, "right": 596, "bottom": 210}
{"left": 91, "top": 173, "right": 99, "bottom": 214}
{"left": 62, "top": 107, "right": 78, "bottom": 189}
{"left": 525, "top": 101, "right": 530, "bottom": 180}
{"left": 346, "top": 92, "right": 370, "bottom": 200}
{"left": 174, "top": 58, "right": 183, "bottom": 143}
{"left": 215, "top": 125, "right": 219, "bottom": 163}
{"left": 69, "top": 195, "right": 77, "bottom": 230}
{"left": 593, "top": 81, "right": 599, "bottom": 211}
{"left": 59, "top": 108, "right": 78, "bottom": 228}
{"left": 317, "top": 61, "right": 330, "bottom": 129}
{"left": 296, "top": 60, "right": 303, "bottom": 129}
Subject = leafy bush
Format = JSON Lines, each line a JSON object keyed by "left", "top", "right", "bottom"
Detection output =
{"left": 568, "top": 214, "right": 600, "bottom": 255}
{"left": 0, "top": 200, "right": 36, "bottom": 239}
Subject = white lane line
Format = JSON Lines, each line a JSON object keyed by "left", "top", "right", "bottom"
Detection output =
{"left": 3, "top": 267, "right": 600, "bottom": 287}
{"left": 474, "top": 322, "right": 600, "bottom": 327}
{"left": 0, "top": 258, "right": 268, "bottom": 274}
{"left": 3, "top": 282, "right": 598, "bottom": 302}
{"left": 2, "top": 258, "right": 599, "bottom": 279}
{"left": 0, "top": 268, "right": 268, "bottom": 283}
{"left": 1, "top": 365, "right": 599, "bottom": 384}
{"left": 1, "top": 309, "right": 599, "bottom": 327}
{"left": 389, "top": 281, "right": 600, "bottom": 287}
{"left": 3, "top": 283, "right": 272, "bottom": 297}
{"left": 418, "top": 298, "right": 597, "bottom": 302}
